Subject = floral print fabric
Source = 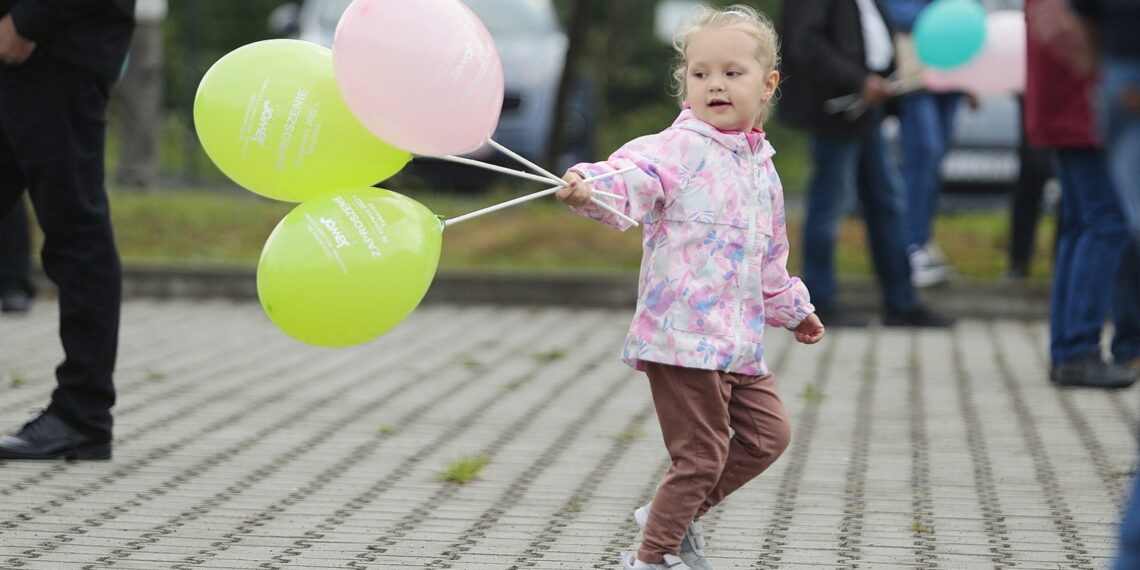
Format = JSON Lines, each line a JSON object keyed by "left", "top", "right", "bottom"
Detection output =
{"left": 569, "top": 109, "right": 814, "bottom": 375}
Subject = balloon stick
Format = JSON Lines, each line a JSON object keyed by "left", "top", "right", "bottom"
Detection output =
{"left": 436, "top": 154, "right": 566, "bottom": 186}
{"left": 487, "top": 139, "right": 567, "bottom": 186}
{"left": 444, "top": 166, "right": 639, "bottom": 227}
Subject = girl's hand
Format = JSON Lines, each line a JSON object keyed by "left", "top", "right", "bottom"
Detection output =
{"left": 556, "top": 172, "right": 592, "bottom": 207}
{"left": 794, "top": 313, "right": 825, "bottom": 344}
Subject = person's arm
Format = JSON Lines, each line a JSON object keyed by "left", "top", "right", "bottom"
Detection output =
{"left": 7, "top": 0, "right": 97, "bottom": 43}
{"left": 557, "top": 130, "right": 698, "bottom": 231}
{"left": 0, "top": 14, "right": 35, "bottom": 64}
{"left": 1028, "top": 0, "right": 1099, "bottom": 72}
{"left": 1068, "top": 0, "right": 1102, "bottom": 64}
{"left": 782, "top": 0, "right": 874, "bottom": 97}
{"left": 760, "top": 164, "right": 817, "bottom": 334}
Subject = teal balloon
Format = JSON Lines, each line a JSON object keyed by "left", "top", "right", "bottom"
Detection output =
{"left": 913, "top": 0, "right": 987, "bottom": 69}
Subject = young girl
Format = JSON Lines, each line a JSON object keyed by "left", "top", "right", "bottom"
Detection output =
{"left": 556, "top": 5, "right": 825, "bottom": 569}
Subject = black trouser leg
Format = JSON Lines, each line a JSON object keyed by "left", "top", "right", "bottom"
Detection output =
{"left": 0, "top": 59, "right": 121, "bottom": 441}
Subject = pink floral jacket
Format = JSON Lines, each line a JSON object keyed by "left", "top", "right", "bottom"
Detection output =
{"left": 569, "top": 109, "right": 814, "bottom": 375}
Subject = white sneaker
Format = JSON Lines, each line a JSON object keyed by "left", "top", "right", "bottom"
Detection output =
{"left": 909, "top": 244, "right": 953, "bottom": 288}
{"left": 634, "top": 504, "right": 713, "bottom": 570}
{"left": 622, "top": 552, "right": 691, "bottom": 569}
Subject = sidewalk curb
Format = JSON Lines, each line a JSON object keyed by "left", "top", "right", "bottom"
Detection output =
{"left": 28, "top": 263, "right": 1052, "bottom": 320}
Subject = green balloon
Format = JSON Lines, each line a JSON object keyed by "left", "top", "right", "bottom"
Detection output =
{"left": 194, "top": 40, "right": 411, "bottom": 202}
{"left": 257, "top": 188, "right": 442, "bottom": 347}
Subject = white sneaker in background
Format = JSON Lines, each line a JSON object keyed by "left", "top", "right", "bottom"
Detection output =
{"left": 909, "top": 243, "right": 954, "bottom": 288}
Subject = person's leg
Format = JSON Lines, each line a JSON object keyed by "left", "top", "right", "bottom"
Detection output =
{"left": 1050, "top": 148, "right": 1130, "bottom": 365}
{"left": 638, "top": 362, "right": 732, "bottom": 564}
{"left": 1049, "top": 151, "right": 1078, "bottom": 364}
{"left": 1100, "top": 60, "right": 1140, "bottom": 246}
{"left": 0, "top": 59, "right": 121, "bottom": 441}
{"left": 855, "top": 118, "right": 919, "bottom": 312}
{"left": 897, "top": 93, "right": 947, "bottom": 250}
{"left": 1009, "top": 143, "right": 1053, "bottom": 276}
{"left": 1115, "top": 473, "right": 1140, "bottom": 570}
{"left": 801, "top": 136, "right": 859, "bottom": 310}
{"left": 0, "top": 196, "right": 32, "bottom": 296}
{"left": 1111, "top": 242, "right": 1140, "bottom": 366}
{"left": 695, "top": 372, "right": 791, "bottom": 517}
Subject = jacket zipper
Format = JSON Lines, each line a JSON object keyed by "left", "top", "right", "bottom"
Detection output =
{"left": 731, "top": 146, "right": 761, "bottom": 369}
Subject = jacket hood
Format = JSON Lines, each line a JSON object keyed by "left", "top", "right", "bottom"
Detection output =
{"left": 670, "top": 108, "right": 776, "bottom": 161}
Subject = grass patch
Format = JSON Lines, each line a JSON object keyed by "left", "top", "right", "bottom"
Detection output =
{"left": 14, "top": 184, "right": 1047, "bottom": 282}
{"left": 438, "top": 455, "right": 490, "bottom": 484}
{"left": 799, "top": 384, "right": 823, "bottom": 405}
{"left": 532, "top": 349, "right": 567, "bottom": 362}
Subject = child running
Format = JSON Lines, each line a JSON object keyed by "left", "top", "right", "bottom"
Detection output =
{"left": 555, "top": 5, "right": 825, "bottom": 569}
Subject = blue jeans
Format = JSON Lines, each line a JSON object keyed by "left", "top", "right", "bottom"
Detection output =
{"left": 801, "top": 117, "right": 918, "bottom": 311}
{"left": 897, "top": 92, "right": 961, "bottom": 250}
{"left": 1100, "top": 60, "right": 1140, "bottom": 247}
{"left": 1116, "top": 472, "right": 1140, "bottom": 570}
{"left": 1048, "top": 148, "right": 1138, "bottom": 364}
{"left": 1103, "top": 58, "right": 1140, "bottom": 570}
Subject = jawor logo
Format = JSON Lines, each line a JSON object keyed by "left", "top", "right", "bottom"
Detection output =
{"left": 251, "top": 100, "right": 274, "bottom": 146}
{"left": 319, "top": 217, "right": 350, "bottom": 249}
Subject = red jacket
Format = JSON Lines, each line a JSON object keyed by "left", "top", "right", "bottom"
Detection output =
{"left": 1023, "top": 0, "right": 1099, "bottom": 147}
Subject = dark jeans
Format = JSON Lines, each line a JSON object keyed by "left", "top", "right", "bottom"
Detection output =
{"left": 1100, "top": 59, "right": 1140, "bottom": 246}
{"left": 0, "top": 57, "right": 121, "bottom": 441}
{"left": 1009, "top": 119, "right": 1056, "bottom": 273}
{"left": 1048, "top": 148, "right": 1138, "bottom": 364}
{"left": 897, "top": 92, "right": 961, "bottom": 250}
{"left": 801, "top": 113, "right": 918, "bottom": 312}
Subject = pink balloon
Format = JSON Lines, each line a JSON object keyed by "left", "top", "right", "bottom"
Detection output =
{"left": 332, "top": 0, "right": 504, "bottom": 156}
{"left": 924, "top": 10, "right": 1026, "bottom": 94}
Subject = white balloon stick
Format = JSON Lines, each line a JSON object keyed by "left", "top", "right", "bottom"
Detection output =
{"left": 487, "top": 139, "right": 567, "bottom": 186}
{"left": 444, "top": 166, "right": 639, "bottom": 227}
{"left": 436, "top": 154, "right": 566, "bottom": 186}
{"left": 588, "top": 196, "right": 639, "bottom": 227}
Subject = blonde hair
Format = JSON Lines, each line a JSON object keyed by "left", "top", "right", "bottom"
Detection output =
{"left": 670, "top": 4, "right": 781, "bottom": 125}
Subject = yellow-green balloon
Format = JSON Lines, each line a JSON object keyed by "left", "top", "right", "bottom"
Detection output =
{"left": 194, "top": 39, "right": 411, "bottom": 202}
{"left": 257, "top": 187, "right": 443, "bottom": 347}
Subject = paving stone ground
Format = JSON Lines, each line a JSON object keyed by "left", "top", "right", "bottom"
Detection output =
{"left": 0, "top": 298, "right": 1136, "bottom": 569}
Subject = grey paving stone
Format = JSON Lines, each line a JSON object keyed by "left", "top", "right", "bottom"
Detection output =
{"left": 0, "top": 300, "right": 1134, "bottom": 568}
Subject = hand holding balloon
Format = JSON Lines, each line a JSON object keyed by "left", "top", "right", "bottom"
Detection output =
{"left": 556, "top": 172, "right": 592, "bottom": 207}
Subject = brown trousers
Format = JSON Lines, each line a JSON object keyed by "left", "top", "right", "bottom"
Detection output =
{"left": 638, "top": 362, "right": 792, "bottom": 563}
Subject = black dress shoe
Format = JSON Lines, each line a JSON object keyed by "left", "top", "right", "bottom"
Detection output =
{"left": 882, "top": 305, "right": 956, "bottom": 328}
{"left": 813, "top": 305, "right": 870, "bottom": 328}
{"left": 0, "top": 411, "right": 111, "bottom": 460}
{"left": 1051, "top": 351, "right": 1138, "bottom": 389}
{"left": 0, "top": 289, "right": 31, "bottom": 313}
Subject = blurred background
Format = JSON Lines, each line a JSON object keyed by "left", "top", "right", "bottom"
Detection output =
{"left": 97, "top": 0, "right": 1045, "bottom": 280}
